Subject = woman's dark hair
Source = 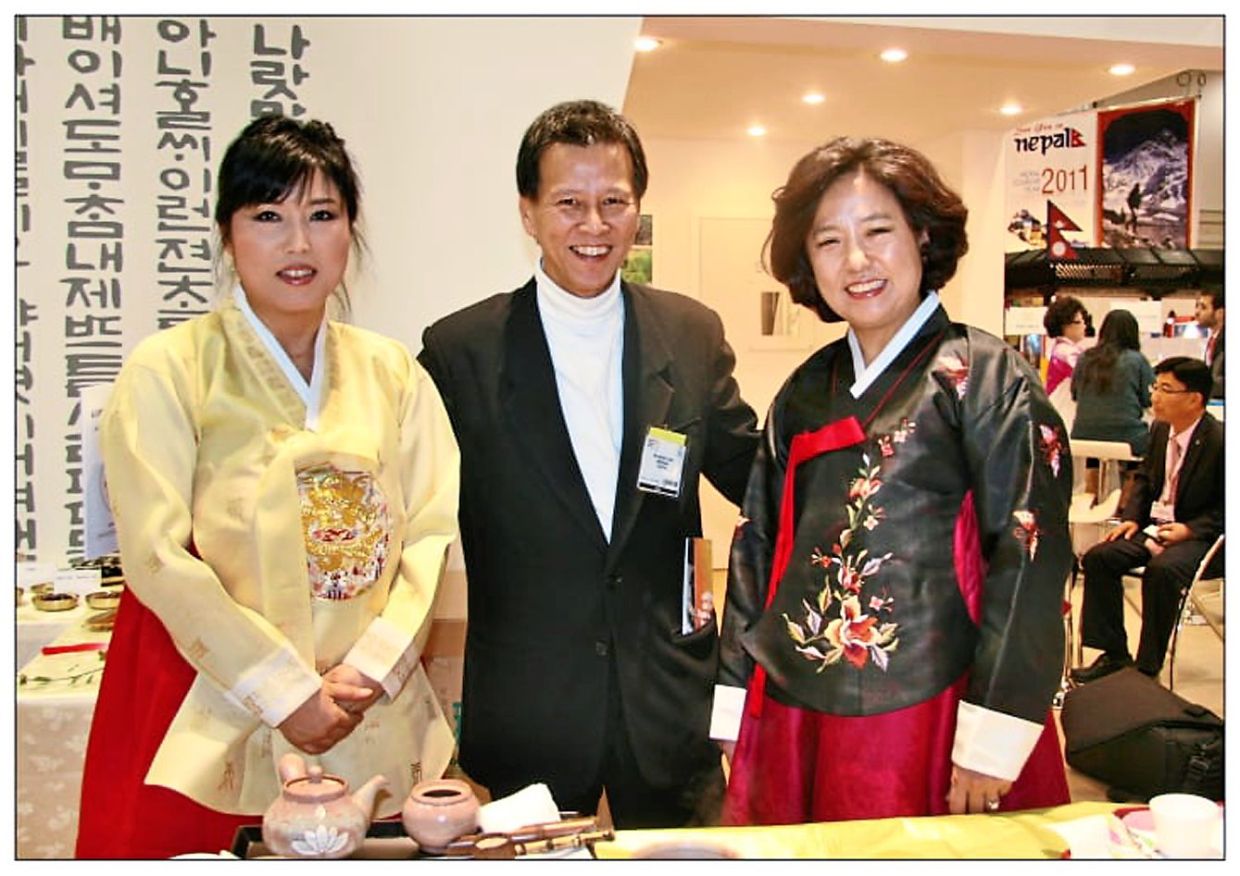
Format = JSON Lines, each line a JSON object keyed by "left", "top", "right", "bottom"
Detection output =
{"left": 1075, "top": 308, "right": 1142, "bottom": 393}
{"left": 516, "top": 100, "right": 648, "bottom": 200}
{"left": 215, "top": 115, "right": 363, "bottom": 313}
{"left": 765, "top": 137, "right": 968, "bottom": 323}
{"left": 1043, "top": 295, "right": 1087, "bottom": 338}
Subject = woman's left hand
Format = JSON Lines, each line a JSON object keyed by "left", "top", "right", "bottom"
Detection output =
{"left": 323, "top": 664, "right": 383, "bottom": 715}
{"left": 947, "top": 764, "right": 1013, "bottom": 815}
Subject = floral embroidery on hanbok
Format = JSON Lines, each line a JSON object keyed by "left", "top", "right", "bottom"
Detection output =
{"left": 298, "top": 464, "right": 390, "bottom": 600}
{"left": 1038, "top": 424, "right": 1067, "bottom": 478}
{"left": 1012, "top": 509, "right": 1041, "bottom": 561}
{"left": 783, "top": 422, "right": 915, "bottom": 672}
{"left": 936, "top": 353, "right": 969, "bottom": 399}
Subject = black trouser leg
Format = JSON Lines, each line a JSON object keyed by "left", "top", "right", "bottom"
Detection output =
{"left": 1135, "top": 540, "right": 1207, "bottom": 675}
{"left": 1079, "top": 537, "right": 1149, "bottom": 658}
{"left": 597, "top": 660, "right": 724, "bottom": 830}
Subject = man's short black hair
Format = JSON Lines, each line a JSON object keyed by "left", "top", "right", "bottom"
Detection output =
{"left": 1201, "top": 286, "right": 1225, "bottom": 310}
{"left": 516, "top": 100, "right": 648, "bottom": 200}
{"left": 1154, "top": 355, "right": 1213, "bottom": 403}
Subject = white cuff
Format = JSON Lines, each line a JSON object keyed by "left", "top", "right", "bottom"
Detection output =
{"left": 228, "top": 642, "right": 321, "bottom": 727}
{"left": 344, "top": 614, "right": 417, "bottom": 700}
{"left": 709, "top": 684, "right": 747, "bottom": 742}
{"left": 951, "top": 700, "right": 1044, "bottom": 781}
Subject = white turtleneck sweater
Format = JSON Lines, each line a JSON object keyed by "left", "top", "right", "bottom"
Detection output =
{"left": 535, "top": 262, "right": 626, "bottom": 540}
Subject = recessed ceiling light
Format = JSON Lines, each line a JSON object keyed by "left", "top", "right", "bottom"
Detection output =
{"left": 1109, "top": 63, "right": 1136, "bottom": 76}
{"left": 802, "top": 92, "right": 825, "bottom": 105}
{"left": 1000, "top": 102, "right": 1024, "bottom": 116}
{"left": 747, "top": 124, "right": 767, "bottom": 138}
{"left": 634, "top": 36, "right": 661, "bottom": 53}
{"left": 880, "top": 48, "right": 908, "bottom": 63}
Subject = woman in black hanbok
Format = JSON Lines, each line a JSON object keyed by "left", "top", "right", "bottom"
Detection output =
{"left": 717, "top": 138, "right": 1073, "bottom": 825}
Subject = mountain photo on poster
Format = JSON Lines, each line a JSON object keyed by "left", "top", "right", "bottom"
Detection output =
{"left": 1098, "top": 100, "right": 1194, "bottom": 249}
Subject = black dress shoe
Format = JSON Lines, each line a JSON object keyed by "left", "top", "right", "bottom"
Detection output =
{"left": 1070, "top": 653, "right": 1134, "bottom": 684}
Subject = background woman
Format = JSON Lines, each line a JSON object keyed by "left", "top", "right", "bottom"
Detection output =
{"left": 76, "top": 116, "right": 459, "bottom": 858}
{"left": 1043, "top": 294, "right": 1089, "bottom": 396}
{"left": 716, "top": 137, "right": 1072, "bottom": 825}
{"left": 1071, "top": 308, "right": 1155, "bottom": 458}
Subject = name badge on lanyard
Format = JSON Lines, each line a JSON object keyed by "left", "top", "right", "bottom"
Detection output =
{"left": 637, "top": 426, "right": 687, "bottom": 498}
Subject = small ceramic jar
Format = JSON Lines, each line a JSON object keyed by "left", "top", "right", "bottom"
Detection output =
{"left": 401, "top": 779, "right": 479, "bottom": 852}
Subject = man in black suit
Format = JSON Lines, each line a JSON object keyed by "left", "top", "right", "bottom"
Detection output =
{"left": 1072, "top": 356, "right": 1224, "bottom": 683}
{"left": 1195, "top": 287, "right": 1224, "bottom": 399}
{"left": 418, "top": 100, "right": 759, "bottom": 827}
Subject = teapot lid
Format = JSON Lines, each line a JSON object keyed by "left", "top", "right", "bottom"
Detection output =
{"left": 283, "top": 764, "right": 347, "bottom": 803}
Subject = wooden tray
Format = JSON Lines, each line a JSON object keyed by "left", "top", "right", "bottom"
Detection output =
{"left": 231, "top": 821, "right": 417, "bottom": 860}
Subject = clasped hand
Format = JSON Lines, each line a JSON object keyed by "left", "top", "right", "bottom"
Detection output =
{"left": 1105, "top": 520, "right": 1189, "bottom": 557}
{"left": 947, "top": 764, "right": 1012, "bottom": 815}
{"left": 277, "top": 665, "right": 382, "bottom": 755}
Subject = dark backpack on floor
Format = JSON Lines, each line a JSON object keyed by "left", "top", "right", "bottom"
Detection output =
{"left": 1060, "top": 667, "right": 1223, "bottom": 802}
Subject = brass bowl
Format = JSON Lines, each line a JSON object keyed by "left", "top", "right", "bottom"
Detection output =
{"left": 86, "top": 589, "right": 122, "bottom": 611}
{"left": 32, "top": 592, "right": 80, "bottom": 612}
{"left": 85, "top": 609, "right": 118, "bottom": 632}
{"left": 16, "top": 587, "right": 24, "bottom": 607}
{"left": 30, "top": 582, "right": 54, "bottom": 597}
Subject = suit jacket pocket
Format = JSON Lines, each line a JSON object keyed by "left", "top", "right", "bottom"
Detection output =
{"left": 671, "top": 615, "right": 718, "bottom": 655}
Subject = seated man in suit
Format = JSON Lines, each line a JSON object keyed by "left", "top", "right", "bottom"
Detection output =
{"left": 1072, "top": 356, "right": 1224, "bottom": 683}
{"left": 419, "top": 100, "right": 760, "bottom": 828}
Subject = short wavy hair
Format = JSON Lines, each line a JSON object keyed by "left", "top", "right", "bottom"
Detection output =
{"left": 766, "top": 137, "right": 968, "bottom": 322}
{"left": 1043, "top": 295, "right": 1087, "bottom": 338}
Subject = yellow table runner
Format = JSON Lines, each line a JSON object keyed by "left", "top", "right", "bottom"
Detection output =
{"left": 597, "top": 801, "right": 1123, "bottom": 859}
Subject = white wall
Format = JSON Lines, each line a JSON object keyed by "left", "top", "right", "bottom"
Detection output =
{"left": 345, "top": 17, "right": 641, "bottom": 346}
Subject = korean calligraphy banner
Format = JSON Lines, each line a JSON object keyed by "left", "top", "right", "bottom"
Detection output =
{"left": 16, "top": 16, "right": 306, "bottom": 564}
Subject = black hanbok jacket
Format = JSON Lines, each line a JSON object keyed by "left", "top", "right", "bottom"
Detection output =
{"left": 720, "top": 307, "right": 1072, "bottom": 729}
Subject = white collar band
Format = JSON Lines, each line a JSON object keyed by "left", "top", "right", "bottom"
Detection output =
{"left": 232, "top": 285, "right": 327, "bottom": 430}
{"left": 847, "top": 292, "right": 941, "bottom": 399}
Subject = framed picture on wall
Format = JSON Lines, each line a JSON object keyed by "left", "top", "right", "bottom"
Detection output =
{"left": 623, "top": 213, "right": 653, "bottom": 283}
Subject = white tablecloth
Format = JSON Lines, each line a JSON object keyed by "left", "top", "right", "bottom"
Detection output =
{"left": 15, "top": 625, "right": 110, "bottom": 859}
{"left": 15, "top": 600, "right": 93, "bottom": 668}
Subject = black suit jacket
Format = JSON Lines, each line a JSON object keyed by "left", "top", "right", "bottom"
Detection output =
{"left": 419, "top": 279, "right": 759, "bottom": 798}
{"left": 1122, "top": 413, "right": 1224, "bottom": 543}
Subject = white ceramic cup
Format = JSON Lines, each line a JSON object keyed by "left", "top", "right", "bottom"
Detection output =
{"left": 1148, "top": 793, "right": 1221, "bottom": 857}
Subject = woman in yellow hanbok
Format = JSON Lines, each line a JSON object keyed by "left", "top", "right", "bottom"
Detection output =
{"left": 76, "top": 116, "right": 459, "bottom": 858}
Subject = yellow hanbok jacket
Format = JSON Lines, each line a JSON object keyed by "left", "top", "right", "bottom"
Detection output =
{"left": 100, "top": 299, "right": 459, "bottom": 815}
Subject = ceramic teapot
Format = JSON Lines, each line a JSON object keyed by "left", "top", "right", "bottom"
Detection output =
{"left": 262, "top": 752, "right": 388, "bottom": 859}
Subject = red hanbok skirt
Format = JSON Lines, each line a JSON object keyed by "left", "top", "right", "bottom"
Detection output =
{"left": 721, "top": 676, "right": 1069, "bottom": 825}
{"left": 75, "top": 589, "right": 258, "bottom": 858}
{"left": 723, "top": 488, "right": 1070, "bottom": 825}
